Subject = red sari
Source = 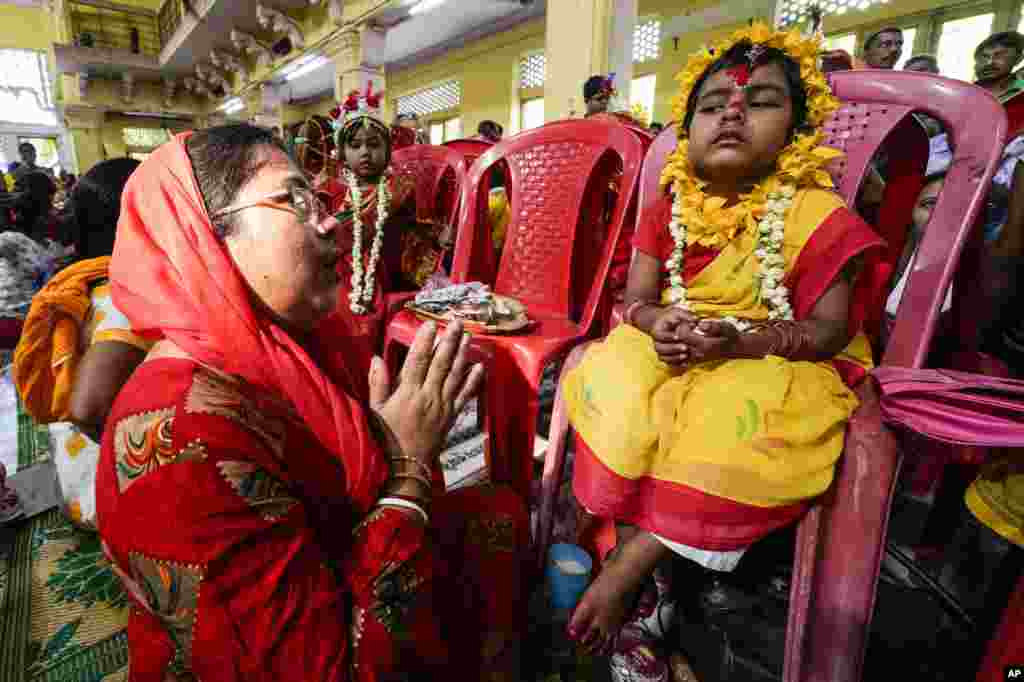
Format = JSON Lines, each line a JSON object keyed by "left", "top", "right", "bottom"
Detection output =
{"left": 99, "top": 134, "right": 527, "bottom": 681}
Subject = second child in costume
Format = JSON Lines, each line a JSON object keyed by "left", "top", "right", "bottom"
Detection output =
{"left": 561, "top": 25, "right": 887, "bottom": 680}
{"left": 317, "top": 85, "right": 454, "bottom": 362}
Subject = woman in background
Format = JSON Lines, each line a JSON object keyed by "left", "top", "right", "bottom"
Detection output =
{"left": 14, "top": 158, "right": 146, "bottom": 529}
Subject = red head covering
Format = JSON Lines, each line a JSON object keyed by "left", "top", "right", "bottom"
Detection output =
{"left": 109, "top": 132, "right": 387, "bottom": 513}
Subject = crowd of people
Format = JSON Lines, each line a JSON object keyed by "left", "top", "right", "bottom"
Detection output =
{"left": 0, "top": 19, "right": 1022, "bottom": 682}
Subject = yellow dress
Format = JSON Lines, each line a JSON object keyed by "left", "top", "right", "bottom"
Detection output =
{"left": 966, "top": 455, "right": 1024, "bottom": 548}
{"left": 562, "top": 189, "right": 872, "bottom": 513}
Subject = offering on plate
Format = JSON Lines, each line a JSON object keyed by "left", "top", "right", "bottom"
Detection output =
{"left": 411, "top": 283, "right": 527, "bottom": 327}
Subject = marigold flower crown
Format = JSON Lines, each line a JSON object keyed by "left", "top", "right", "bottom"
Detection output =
{"left": 658, "top": 23, "right": 844, "bottom": 327}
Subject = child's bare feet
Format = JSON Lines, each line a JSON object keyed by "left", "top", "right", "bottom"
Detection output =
{"left": 567, "top": 529, "right": 669, "bottom": 653}
{"left": 568, "top": 548, "right": 644, "bottom": 653}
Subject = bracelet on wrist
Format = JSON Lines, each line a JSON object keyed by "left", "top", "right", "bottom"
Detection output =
{"left": 624, "top": 299, "right": 658, "bottom": 327}
{"left": 390, "top": 455, "right": 432, "bottom": 479}
{"left": 391, "top": 470, "right": 433, "bottom": 491}
{"left": 376, "top": 497, "right": 429, "bottom": 524}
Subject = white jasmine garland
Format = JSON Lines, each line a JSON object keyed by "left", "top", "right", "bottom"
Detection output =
{"left": 667, "top": 184, "right": 796, "bottom": 332}
{"left": 344, "top": 169, "right": 391, "bottom": 315}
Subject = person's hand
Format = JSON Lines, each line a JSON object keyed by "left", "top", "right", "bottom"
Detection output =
{"left": 673, "top": 318, "right": 741, "bottom": 364}
{"left": 368, "top": 320, "right": 483, "bottom": 466}
{"left": 649, "top": 306, "right": 696, "bottom": 366}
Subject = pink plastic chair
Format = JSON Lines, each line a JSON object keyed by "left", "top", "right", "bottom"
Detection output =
{"left": 540, "top": 70, "right": 1007, "bottom": 682}
{"left": 384, "top": 119, "right": 644, "bottom": 500}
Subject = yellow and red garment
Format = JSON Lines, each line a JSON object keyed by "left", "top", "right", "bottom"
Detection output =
{"left": 562, "top": 188, "right": 886, "bottom": 550}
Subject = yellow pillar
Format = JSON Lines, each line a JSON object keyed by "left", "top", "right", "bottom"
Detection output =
{"left": 543, "top": 0, "right": 637, "bottom": 121}
{"left": 326, "top": 26, "right": 387, "bottom": 113}
{"left": 63, "top": 105, "right": 105, "bottom": 174}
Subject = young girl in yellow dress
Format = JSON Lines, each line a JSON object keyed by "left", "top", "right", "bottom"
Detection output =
{"left": 561, "top": 25, "right": 889, "bottom": 680}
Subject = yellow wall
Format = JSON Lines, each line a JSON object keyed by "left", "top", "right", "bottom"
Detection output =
{"left": 0, "top": 4, "right": 55, "bottom": 50}
{"left": 386, "top": 19, "right": 545, "bottom": 135}
{"left": 640, "top": 21, "right": 749, "bottom": 124}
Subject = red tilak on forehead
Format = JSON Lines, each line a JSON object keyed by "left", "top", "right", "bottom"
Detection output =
{"left": 726, "top": 64, "right": 751, "bottom": 87}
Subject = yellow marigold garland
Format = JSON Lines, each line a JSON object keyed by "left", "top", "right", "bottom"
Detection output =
{"left": 659, "top": 22, "right": 844, "bottom": 250}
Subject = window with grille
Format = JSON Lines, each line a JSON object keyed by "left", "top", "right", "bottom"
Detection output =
{"left": 777, "top": 0, "right": 889, "bottom": 28}
{"left": 520, "top": 53, "right": 546, "bottom": 89}
{"left": 396, "top": 80, "right": 462, "bottom": 117}
{"left": 634, "top": 18, "right": 661, "bottom": 63}
{"left": 0, "top": 50, "right": 55, "bottom": 126}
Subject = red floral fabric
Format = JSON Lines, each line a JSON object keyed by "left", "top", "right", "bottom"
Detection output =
{"left": 97, "top": 357, "right": 528, "bottom": 681}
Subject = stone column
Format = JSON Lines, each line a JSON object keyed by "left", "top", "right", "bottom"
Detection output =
{"left": 326, "top": 25, "right": 387, "bottom": 109}
{"left": 62, "top": 105, "right": 105, "bottom": 174}
{"left": 543, "top": 0, "right": 637, "bottom": 121}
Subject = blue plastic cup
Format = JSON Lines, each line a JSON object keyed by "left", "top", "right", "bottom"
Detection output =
{"left": 546, "top": 543, "right": 593, "bottom": 612}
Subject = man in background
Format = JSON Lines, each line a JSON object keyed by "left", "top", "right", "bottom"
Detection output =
{"left": 476, "top": 120, "right": 503, "bottom": 143}
{"left": 862, "top": 27, "right": 904, "bottom": 69}
{"left": 583, "top": 75, "right": 614, "bottom": 117}
{"left": 12, "top": 142, "right": 53, "bottom": 183}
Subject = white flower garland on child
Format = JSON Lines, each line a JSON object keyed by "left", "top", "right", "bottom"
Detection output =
{"left": 344, "top": 168, "right": 391, "bottom": 315}
{"left": 667, "top": 183, "right": 796, "bottom": 332}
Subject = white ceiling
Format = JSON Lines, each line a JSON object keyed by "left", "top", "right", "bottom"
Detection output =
{"left": 383, "top": 0, "right": 545, "bottom": 69}
{"left": 274, "top": 0, "right": 545, "bottom": 104}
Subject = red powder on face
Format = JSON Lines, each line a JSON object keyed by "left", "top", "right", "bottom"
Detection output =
{"left": 725, "top": 64, "right": 751, "bottom": 87}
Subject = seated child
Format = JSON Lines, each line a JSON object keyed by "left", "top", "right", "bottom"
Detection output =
{"left": 560, "top": 25, "right": 888, "bottom": 681}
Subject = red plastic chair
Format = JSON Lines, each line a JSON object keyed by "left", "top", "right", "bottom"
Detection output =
{"left": 539, "top": 70, "right": 1006, "bottom": 682}
{"left": 384, "top": 119, "right": 644, "bottom": 500}
{"left": 443, "top": 138, "right": 493, "bottom": 169}
{"left": 384, "top": 145, "right": 469, "bottom": 315}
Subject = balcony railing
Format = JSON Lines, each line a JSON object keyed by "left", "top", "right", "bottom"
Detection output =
{"left": 68, "top": 0, "right": 161, "bottom": 57}
{"left": 157, "top": 0, "right": 183, "bottom": 50}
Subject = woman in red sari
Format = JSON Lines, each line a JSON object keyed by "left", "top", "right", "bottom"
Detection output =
{"left": 316, "top": 89, "right": 452, "bottom": 363}
{"left": 96, "top": 124, "right": 527, "bottom": 681}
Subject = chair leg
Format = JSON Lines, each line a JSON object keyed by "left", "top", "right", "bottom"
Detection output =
{"left": 783, "top": 505, "right": 823, "bottom": 682}
{"left": 786, "top": 380, "right": 902, "bottom": 682}
{"left": 535, "top": 343, "right": 592, "bottom": 573}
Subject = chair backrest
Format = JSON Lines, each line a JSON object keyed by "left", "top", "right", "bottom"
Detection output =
{"left": 637, "top": 124, "right": 681, "bottom": 224}
{"left": 826, "top": 71, "right": 1006, "bottom": 370}
{"left": 452, "top": 119, "right": 643, "bottom": 328}
{"left": 443, "top": 138, "right": 493, "bottom": 169}
{"left": 390, "top": 144, "right": 468, "bottom": 233}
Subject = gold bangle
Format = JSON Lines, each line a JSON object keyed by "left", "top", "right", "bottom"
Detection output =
{"left": 390, "top": 455, "right": 432, "bottom": 479}
{"left": 391, "top": 471, "right": 433, "bottom": 491}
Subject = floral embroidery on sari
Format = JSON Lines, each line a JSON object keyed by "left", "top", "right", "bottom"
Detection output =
{"left": 111, "top": 551, "right": 204, "bottom": 676}
{"left": 216, "top": 460, "right": 299, "bottom": 522}
{"left": 184, "top": 368, "right": 292, "bottom": 461}
{"left": 372, "top": 561, "right": 425, "bottom": 636}
{"left": 466, "top": 516, "right": 516, "bottom": 553}
{"left": 113, "top": 408, "right": 210, "bottom": 492}
{"left": 114, "top": 408, "right": 175, "bottom": 491}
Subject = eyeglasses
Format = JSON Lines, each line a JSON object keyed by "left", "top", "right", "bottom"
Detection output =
{"left": 211, "top": 185, "right": 327, "bottom": 226}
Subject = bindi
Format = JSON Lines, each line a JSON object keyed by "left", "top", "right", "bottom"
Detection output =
{"left": 725, "top": 44, "right": 767, "bottom": 89}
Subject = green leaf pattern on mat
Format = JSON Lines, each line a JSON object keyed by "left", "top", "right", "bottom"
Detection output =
{"left": 40, "top": 619, "right": 80, "bottom": 662}
{"left": 47, "top": 533, "right": 128, "bottom": 610}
